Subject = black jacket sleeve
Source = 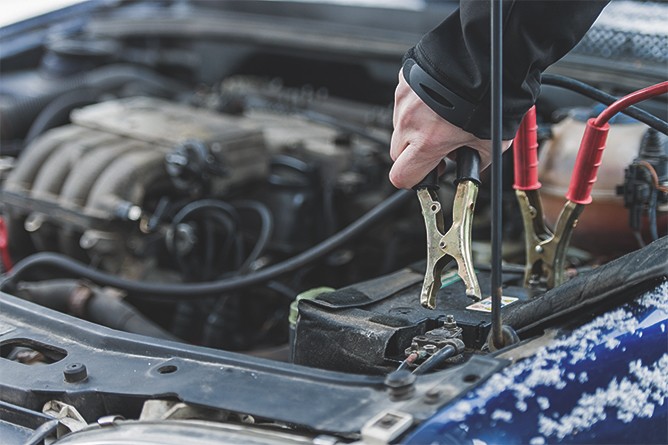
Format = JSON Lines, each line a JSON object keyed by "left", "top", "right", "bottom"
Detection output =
{"left": 404, "top": 0, "right": 609, "bottom": 139}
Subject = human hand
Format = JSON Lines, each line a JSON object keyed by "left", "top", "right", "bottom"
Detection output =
{"left": 389, "top": 70, "right": 511, "bottom": 189}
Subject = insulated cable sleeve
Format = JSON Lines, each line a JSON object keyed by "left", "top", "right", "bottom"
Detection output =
{"left": 512, "top": 106, "right": 541, "bottom": 191}
{"left": 1, "top": 190, "right": 413, "bottom": 299}
{"left": 233, "top": 200, "right": 274, "bottom": 274}
{"left": 454, "top": 146, "right": 481, "bottom": 186}
{"left": 568, "top": 81, "right": 668, "bottom": 205}
{"left": 594, "top": 81, "right": 668, "bottom": 127}
{"left": 541, "top": 74, "right": 668, "bottom": 135}
{"left": 412, "top": 345, "right": 456, "bottom": 375}
{"left": 413, "top": 169, "right": 439, "bottom": 191}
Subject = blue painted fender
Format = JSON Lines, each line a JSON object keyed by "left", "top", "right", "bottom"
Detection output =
{"left": 404, "top": 281, "right": 668, "bottom": 445}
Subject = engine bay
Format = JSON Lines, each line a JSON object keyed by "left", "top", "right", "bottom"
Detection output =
{"left": 0, "top": 1, "right": 666, "bottom": 443}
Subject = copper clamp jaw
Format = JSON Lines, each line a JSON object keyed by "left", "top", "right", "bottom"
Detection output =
{"left": 416, "top": 147, "right": 482, "bottom": 310}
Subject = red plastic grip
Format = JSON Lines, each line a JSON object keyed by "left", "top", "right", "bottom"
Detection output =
{"left": 512, "top": 106, "right": 541, "bottom": 191}
{"left": 566, "top": 118, "right": 610, "bottom": 205}
{"left": 0, "top": 217, "right": 13, "bottom": 272}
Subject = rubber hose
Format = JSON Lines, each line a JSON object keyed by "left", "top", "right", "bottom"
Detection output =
{"left": 2, "top": 190, "right": 413, "bottom": 299}
{"left": 233, "top": 200, "right": 274, "bottom": 273}
{"left": 14, "top": 280, "right": 178, "bottom": 341}
{"left": 1, "top": 64, "right": 186, "bottom": 141}
{"left": 24, "top": 87, "right": 101, "bottom": 144}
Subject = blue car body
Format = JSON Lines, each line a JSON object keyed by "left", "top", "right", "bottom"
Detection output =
{"left": 406, "top": 282, "right": 668, "bottom": 444}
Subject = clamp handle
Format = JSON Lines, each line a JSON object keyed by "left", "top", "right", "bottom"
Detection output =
{"left": 454, "top": 146, "right": 481, "bottom": 186}
{"left": 414, "top": 169, "right": 440, "bottom": 191}
{"left": 414, "top": 146, "right": 481, "bottom": 191}
{"left": 513, "top": 106, "right": 541, "bottom": 191}
{"left": 566, "top": 119, "right": 610, "bottom": 205}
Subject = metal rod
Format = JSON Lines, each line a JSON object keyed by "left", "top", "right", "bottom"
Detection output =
{"left": 490, "top": 0, "right": 504, "bottom": 349}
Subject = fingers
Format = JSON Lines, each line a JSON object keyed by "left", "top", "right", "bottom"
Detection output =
{"left": 389, "top": 143, "right": 442, "bottom": 189}
{"left": 389, "top": 69, "right": 513, "bottom": 189}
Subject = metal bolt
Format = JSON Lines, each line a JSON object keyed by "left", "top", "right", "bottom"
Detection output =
{"left": 424, "top": 387, "right": 441, "bottom": 404}
{"left": 127, "top": 205, "right": 142, "bottom": 221}
{"left": 423, "top": 344, "right": 437, "bottom": 354}
{"left": 535, "top": 245, "right": 544, "bottom": 254}
{"left": 384, "top": 370, "right": 416, "bottom": 401}
{"left": 24, "top": 214, "right": 44, "bottom": 232}
{"left": 64, "top": 363, "right": 87, "bottom": 383}
{"left": 443, "top": 314, "right": 457, "bottom": 330}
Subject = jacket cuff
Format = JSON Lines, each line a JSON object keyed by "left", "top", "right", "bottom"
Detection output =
{"left": 402, "top": 52, "right": 523, "bottom": 140}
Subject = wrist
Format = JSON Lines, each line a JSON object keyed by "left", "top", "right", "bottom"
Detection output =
{"left": 402, "top": 55, "right": 526, "bottom": 140}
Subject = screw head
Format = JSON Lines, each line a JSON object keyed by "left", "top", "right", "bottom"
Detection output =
{"left": 424, "top": 387, "right": 442, "bottom": 404}
{"left": 423, "top": 344, "right": 437, "bottom": 354}
{"left": 64, "top": 363, "right": 88, "bottom": 383}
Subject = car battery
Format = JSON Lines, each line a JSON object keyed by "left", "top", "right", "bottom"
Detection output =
{"left": 291, "top": 263, "right": 527, "bottom": 374}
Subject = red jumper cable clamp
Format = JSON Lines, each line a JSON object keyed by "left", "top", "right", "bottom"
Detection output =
{"left": 514, "top": 81, "right": 668, "bottom": 289}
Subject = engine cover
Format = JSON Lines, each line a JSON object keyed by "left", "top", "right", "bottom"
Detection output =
{"left": 2, "top": 97, "right": 268, "bottom": 267}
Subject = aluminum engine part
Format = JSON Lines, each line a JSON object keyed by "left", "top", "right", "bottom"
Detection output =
{"left": 2, "top": 97, "right": 268, "bottom": 268}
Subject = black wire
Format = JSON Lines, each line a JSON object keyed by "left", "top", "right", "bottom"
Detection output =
{"left": 202, "top": 217, "right": 217, "bottom": 279}
{"left": 541, "top": 74, "right": 668, "bottom": 135}
{"left": 1, "top": 190, "right": 413, "bottom": 299}
{"left": 490, "top": 0, "right": 504, "bottom": 350}
{"left": 24, "top": 419, "right": 60, "bottom": 445}
{"left": 172, "top": 199, "right": 240, "bottom": 227}
{"left": 412, "top": 345, "right": 456, "bottom": 375}
{"left": 233, "top": 200, "right": 274, "bottom": 274}
{"left": 169, "top": 203, "right": 238, "bottom": 280}
{"left": 649, "top": 189, "right": 659, "bottom": 241}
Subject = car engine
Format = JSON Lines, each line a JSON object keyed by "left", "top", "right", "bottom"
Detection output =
{"left": 0, "top": 1, "right": 666, "bottom": 444}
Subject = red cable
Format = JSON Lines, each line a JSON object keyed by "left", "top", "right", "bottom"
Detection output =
{"left": 594, "top": 81, "right": 668, "bottom": 127}
{"left": 567, "top": 80, "right": 668, "bottom": 205}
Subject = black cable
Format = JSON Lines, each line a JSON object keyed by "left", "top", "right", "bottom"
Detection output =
{"left": 233, "top": 200, "right": 274, "bottom": 274}
{"left": 168, "top": 199, "right": 240, "bottom": 280}
{"left": 412, "top": 346, "right": 456, "bottom": 375}
{"left": 24, "top": 419, "right": 60, "bottom": 445}
{"left": 541, "top": 74, "right": 668, "bottom": 135}
{"left": 2, "top": 190, "right": 413, "bottom": 299}
{"left": 202, "top": 217, "right": 217, "bottom": 279}
{"left": 490, "top": 0, "right": 504, "bottom": 350}
{"left": 649, "top": 189, "right": 659, "bottom": 241}
{"left": 172, "top": 199, "right": 240, "bottom": 227}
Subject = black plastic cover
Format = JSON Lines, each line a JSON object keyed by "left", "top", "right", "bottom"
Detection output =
{"left": 293, "top": 266, "right": 526, "bottom": 374}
